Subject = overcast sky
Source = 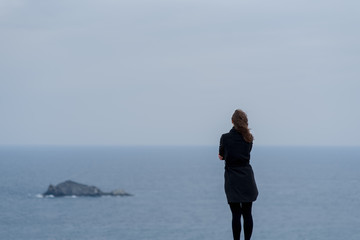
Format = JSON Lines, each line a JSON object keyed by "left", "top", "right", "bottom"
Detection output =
{"left": 1, "top": 0, "right": 359, "bottom": 146}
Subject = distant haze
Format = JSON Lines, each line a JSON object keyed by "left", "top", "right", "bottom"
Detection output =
{"left": 1, "top": 0, "right": 359, "bottom": 146}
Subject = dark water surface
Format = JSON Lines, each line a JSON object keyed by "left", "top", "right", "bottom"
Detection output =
{"left": 1, "top": 146, "right": 359, "bottom": 240}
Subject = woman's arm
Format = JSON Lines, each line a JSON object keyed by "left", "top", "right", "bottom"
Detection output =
{"left": 219, "top": 135, "right": 225, "bottom": 160}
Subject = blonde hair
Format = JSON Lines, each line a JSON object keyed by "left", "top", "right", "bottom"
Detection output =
{"left": 231, "top": 109, "right": 254, "bottom": 143}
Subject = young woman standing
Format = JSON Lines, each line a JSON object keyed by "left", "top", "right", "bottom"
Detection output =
{"left": 218, "top": 109, "right": 258, "bottom": 240}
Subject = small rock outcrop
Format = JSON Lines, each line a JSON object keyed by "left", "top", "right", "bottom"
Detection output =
{"left": 43, "top": 180, "right": 131, "bottom": 197}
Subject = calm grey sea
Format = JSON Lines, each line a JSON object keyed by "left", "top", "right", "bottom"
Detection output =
{"left": 0, "top": 145, "right": 359, "bottom": 240}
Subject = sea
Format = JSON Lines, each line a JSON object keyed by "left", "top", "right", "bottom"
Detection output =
{"left": 0, "top": 145, "right": 359, "bottom": 240}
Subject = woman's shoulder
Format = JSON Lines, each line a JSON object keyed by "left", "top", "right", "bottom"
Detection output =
{"left": 221, "top": 131, "right": 232, "bottom": 140}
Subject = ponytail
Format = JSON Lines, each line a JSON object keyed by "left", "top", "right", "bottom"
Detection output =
{"left": 231, "top": 109, "right": 254, "bottom": 143}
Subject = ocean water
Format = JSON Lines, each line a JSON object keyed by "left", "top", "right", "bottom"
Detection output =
{"left": 0, "top": 145, "right": 359, "bottom": 240}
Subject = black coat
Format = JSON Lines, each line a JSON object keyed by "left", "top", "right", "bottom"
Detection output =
{"left": 219, "top": 128, "right": 258, "bottom": 203}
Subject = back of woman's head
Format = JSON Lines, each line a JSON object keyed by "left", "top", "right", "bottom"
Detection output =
{"left": 231, "top": 109, "right": 254, "bottom": 143}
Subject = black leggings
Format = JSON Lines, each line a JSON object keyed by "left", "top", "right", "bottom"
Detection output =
{"left": 229, "top": 202, "right": 253, "bottom": 240}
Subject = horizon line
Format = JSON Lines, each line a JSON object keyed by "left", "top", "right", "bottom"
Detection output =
{"left": 1, "top": 144, "right": 360, "bottom": 148}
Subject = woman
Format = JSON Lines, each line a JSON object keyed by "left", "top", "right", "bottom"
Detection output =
{"left": 219, "top": 109, "right": 258, "bottom": 240}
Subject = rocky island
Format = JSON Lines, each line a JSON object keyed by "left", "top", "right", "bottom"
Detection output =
{"left": 43, "top": 180, "right": 132, "bottom": 197}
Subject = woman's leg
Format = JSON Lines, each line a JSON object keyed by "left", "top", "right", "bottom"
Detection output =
{"left": 241, "top": 202, "right": 253, "bottom": 240}
{"left": 229, "top": 202, "right": 242, "bottom": 240}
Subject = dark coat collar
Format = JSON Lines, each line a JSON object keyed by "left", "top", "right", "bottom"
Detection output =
{"left": 230, "top": 127, "right": 244, "bottom": 139}
{"left": 230, "top": 127, "right": 238, "bottom": 134}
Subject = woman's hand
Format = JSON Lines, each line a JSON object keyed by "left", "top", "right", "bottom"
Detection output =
{"left": 218, "top": 154, "right": 224, "bottom": 160}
